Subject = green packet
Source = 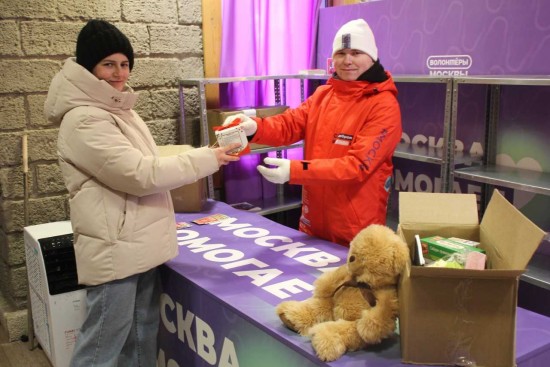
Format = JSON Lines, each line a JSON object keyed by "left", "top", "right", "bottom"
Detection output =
{"left": 420, "top": 236, "right": 485, "bottom": 261}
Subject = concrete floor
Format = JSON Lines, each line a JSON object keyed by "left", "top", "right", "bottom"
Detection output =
{"left": 0, "top": 322, "right": 52, "bottom": 367}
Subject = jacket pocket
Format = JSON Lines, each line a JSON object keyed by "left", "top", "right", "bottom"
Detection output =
{"left": 117, "top": 194, "right": 138, "bottom": 241}
{"left": 117, "top": 193, "right": 128, "bottom": 236}
{"left": 99, "top": 185, "right": 130, "bottom": 244}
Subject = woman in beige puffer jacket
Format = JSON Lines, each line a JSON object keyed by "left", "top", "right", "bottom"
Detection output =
{"left": 44, "top": 19, "right": 239, "bottom": 367}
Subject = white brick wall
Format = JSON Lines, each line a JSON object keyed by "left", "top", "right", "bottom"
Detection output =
{"left": 0, "top": 60, "right": 62, "bottom": 93}
{"left": 124, "top": 0, "right": 179, "bottom": 24}
{"left": 0, "top": 0, "right": 204, "bottom": 341}
{"left": 0, "top": 97, "right": 26, "bottom": 130}
{"left": 0, "top": 0, "right": 57, "bottom": 19}
{"left": 0, "top": 21, "right": 22, "bottom": 56}
{"left": 57, "top": 0, "right": 122, "bottom": 20}
{"left": 150, "top": 24, "right": 203, "bottom": 54}
{"left": 21, "top": 22, "right": 83, "bottom": 56}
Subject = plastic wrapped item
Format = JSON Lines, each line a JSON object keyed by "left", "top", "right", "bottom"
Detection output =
{"left": 427, "top": 249, "right": 487, "bottom": 270}
{"left": 428, "top": 252, "right": 466, "bottom": 269}
{"left": 212, "top": 119, "right": 250, "bottom": 156}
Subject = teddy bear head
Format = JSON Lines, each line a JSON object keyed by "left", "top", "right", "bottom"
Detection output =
{"left": 346, "top": 224, "right": 409, "bottom": 290}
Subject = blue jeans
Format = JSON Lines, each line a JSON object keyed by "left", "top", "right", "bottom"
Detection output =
{"left": 70, "top": 268, "right": 160, "bottom": 367}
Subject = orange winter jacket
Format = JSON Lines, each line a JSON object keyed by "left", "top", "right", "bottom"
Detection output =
{"left": 251, "top": 73, "right": 401, "bottom": 246}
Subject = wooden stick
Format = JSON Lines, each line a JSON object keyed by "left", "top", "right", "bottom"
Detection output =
{"left": 22, "top": 134, "right": 28, "bottom": 174}
{"left": 22, "top": 134, "right": 35, "bottom": 350}
{"left": 22, "top": 134, "right": 29, "bottom": 225}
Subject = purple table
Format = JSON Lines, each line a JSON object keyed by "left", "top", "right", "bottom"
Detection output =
{"left": 157, "top": 200, "right": 550, "bottom": 367}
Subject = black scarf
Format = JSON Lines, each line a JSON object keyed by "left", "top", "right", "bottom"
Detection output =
{"left": 333, "top": 59, "right": 388, "bottom": 83}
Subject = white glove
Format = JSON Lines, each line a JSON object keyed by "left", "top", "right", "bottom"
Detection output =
{"left": 222, "top": 113, "right": 258, "bottom": 136}
{"left": 257, "top": 157, "right": 290, "bottom": 184}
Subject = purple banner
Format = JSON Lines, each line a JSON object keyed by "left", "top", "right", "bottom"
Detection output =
{"left": 318, "top": 0, "right": 550, "bottom": 237}
{"left": 158, "top": 200, "right": 408, "bottom": 366}
{"left": 158, "top": 266, "right": 324, "bottom": 367}
{"left": 317, "top": 0, "right": 550, "bottom": 76}
{"left": 157, "top": 201, "right": 550, "bottom": 367}
{"left": 171, "top": 201, "right": 347, "bottom": 306}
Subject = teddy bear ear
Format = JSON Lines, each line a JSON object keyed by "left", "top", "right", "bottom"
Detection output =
{"left": 393, "top": 235, "right": 410, "bottom": 274}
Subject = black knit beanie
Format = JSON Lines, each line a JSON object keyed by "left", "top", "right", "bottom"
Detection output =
{"left": 76, "top": 19, "right": 134, "bottom": 72}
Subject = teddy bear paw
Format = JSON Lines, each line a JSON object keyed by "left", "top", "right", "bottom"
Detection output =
{"left": 309, "top": 324, "right": 346, "bottom": 361}
{"left": 278, "top": 311, "right": 299, "bottom": 333}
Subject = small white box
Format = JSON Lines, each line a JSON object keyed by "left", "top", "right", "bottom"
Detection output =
{"left": 214, "top": 125, "right": 248, "bottom": 155}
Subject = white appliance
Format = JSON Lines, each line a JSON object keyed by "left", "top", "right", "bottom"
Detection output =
{"left": 24, "top": 221, "right": 87, "bottom": 367}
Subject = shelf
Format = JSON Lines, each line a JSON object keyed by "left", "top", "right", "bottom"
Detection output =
{"left": 179, "top": 74, "right": 330, "bottom": 86}
{"left": 455, "top": 75, "right": 550, "bottom": 86}
{"left": 257, "top": 198, "right": 302, "bottom": 216}
{"left": 236, "top": 195, "right": 302, "bottom": 216}
{"left": 392, "top": 143, "right": 482, "bottom": 166}
{"left": 249, "top": 142, "right": 303, "bottom": 155}
{"left": 454, "top": 165, "right": 550, "bottom": 196}
{"left": 453, "top": 151, "right": 483, "bottom": 166}
{"left": 179, "top": 73, "right": 454, "bottom": 86}
{"left": 521, "top": 253, "right": 550, "bottom": 290}
{"left": 393, "top": 75, "right": 451, "bottom": 83}
{"left": 393, "top": 143, "right": 444, "bottom": 164}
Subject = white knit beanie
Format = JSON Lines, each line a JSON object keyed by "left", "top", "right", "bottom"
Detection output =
{"left": 332, "top": 19, "right": 378, "bottom": 61}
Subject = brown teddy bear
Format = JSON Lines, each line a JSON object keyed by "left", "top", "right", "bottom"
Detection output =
{"left": 276, "top": 224, "right": 410, "bottom": 361}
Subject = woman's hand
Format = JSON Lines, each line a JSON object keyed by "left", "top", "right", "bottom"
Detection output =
{"left": 212, "top": 143, "right": 241, "bottom": 166}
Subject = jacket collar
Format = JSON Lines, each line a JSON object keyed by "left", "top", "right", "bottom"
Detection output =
{"left": 328, "top": 71, "right": 398, "bottom": 98}
{"left": 63, "top": 57, "right": 138, "bottom": 111}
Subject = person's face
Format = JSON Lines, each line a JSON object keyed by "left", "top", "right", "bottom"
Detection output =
{"left": 92, "top": 53, "right": 130, "bottom": 92}
{"left": 333, "top": 49, "right": 374, "bottom": 81}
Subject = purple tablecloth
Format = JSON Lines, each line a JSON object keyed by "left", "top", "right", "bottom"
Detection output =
{"left": 157, "top": 200, "right": 550, "bottom": 367}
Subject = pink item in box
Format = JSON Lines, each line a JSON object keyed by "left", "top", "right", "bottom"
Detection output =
{"left": 465, "top": 251, "right": 487, "bottom": 270}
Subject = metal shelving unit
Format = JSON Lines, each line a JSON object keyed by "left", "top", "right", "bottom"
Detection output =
{"left": 178, "top": 74, "right": 457, "bottom": 215}
{"left": 452, "top": 75, "right": 550, "bottom": 290}
{"left": 178, "top": 74, "right": 322, "bottom": 215}
{"left": 452, "top": 75, "right": 550, "bottom": 196}
{"left": 454, "top": 165, "right": 550, "bottom": 196}
{"left": 392, "top": 75, "right": 454, "bottom": 192}
{"left": 177, "top": 73, "right": 550, "bottom": 293}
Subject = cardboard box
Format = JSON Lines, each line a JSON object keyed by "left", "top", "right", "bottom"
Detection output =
{"left": 206, "top": 106, "right": 288, "bottom": 150}
{"left": 397, "top": 190, "right": 545, "bottom": 367}
{"left": 158, "top": 145, "right": 206, "bottom": 212}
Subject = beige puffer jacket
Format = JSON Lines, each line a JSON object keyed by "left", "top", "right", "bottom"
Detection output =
{"left": 44, "top": 58, "right": 218, "bottom": 285}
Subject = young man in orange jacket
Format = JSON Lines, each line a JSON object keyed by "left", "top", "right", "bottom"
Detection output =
{"left": 225, "top": 19, "right": 402, "bottom": 247}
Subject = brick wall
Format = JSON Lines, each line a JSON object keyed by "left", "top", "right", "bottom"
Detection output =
{"left": 0, "top": 0, "right": 204, "bottom": 340}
